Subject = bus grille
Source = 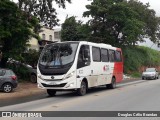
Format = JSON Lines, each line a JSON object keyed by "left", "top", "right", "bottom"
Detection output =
{"left": 41, "top": 83, "right": 67, "bottom": 87}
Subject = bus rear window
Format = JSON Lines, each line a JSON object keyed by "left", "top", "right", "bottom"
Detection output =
{"left": 115, "top": 51, "right": 122, "bottom": 62}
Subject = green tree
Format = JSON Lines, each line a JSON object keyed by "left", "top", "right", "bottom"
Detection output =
{"left": 83, "top": 0, "right": 160, "bottom": 47}
{"left": 127, "top": 0, "right": 160, "bottom": 43}
{"left": 61, "top": 16, "right": 91, "bottom": 41}
{"left": 22, "top": 49, "right": 40, "bottom": 68}
{"left": 17, "top": 0, "right": 71, "bottom": 28}
{"left": 0, "top": 0, "right": 39, "bottom": 67}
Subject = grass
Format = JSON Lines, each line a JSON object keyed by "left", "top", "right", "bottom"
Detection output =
{"left": 130, "top": 72, "right": 141, "bottom": 78}
{"left": 123, "top": 46, "right": 160, "bottom": 74}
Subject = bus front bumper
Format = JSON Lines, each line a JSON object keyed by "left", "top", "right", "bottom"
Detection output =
{"left": 37, "top": 78, "right": 77, "bottom": 90}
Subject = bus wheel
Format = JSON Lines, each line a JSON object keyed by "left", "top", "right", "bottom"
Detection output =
{"left": 30, "top": 74, "right": 37, "bottom": 83}
{"left": 77, "top": 81, "right": 87, "bottom": 96}
{"left": 47, "top": 89, "right": 56, "bottom": 96}
{"left": 107, "top": 77, "right": 116, "bottom": 89}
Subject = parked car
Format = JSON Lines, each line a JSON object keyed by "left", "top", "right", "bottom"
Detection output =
{"left": 142, "top": 68, "right": 159, "bottom": 80}
{"left": 7, "top": 59, "right": 37, "bottom": 83}
{"left": 0, "top": 69, "right": 18, "bottom": 93}
{"left": 26, "top": 66, "right": 37, "bottom": 83}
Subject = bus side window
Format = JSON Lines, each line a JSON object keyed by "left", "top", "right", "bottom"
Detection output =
{"left": 101, "top": 48, "right": 109, "bottom": 62}
{"left": 92, "top": 47, "right": 101, "bottom": 62}
{"left": 115, "top": 51, "right": 122, "bottom": 62}
{"left": 77, "top": 45, "right": 90, "bottom": 69}
{"left": 109, "top": 50, "right": 115, "bottom": 62}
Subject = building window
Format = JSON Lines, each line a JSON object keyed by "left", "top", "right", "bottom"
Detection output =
{"left": 42, "top": 34, "right": 45, "bottom": 40}
{"left": 49, "top": 35, "right": 52, "bottom": 41}
{"left": 54, "top": 32, "right": 60, "bottom": 39}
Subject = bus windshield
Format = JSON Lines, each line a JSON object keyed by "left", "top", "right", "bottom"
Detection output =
{"left": 39, "top": 43, "right": 78, "bottom": 68}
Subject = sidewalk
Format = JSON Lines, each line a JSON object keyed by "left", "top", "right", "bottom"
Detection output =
{"left": 0, "top": 82, "right": 46, "bottom": 100}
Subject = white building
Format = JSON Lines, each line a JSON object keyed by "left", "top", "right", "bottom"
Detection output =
{"left": 28, "top": 27, "right": 61, "bottom": 51}
{"left": 54, "top": 28, "right": 61, "bottom": 42}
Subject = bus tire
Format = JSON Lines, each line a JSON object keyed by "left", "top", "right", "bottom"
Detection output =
{"left": 30, "top": 74, "right": 37, "bottom": 83}
{"left": 47, "top": 89, "right": 56, "bottom": 96}
{"left": 77, "top": 81, "right": 87, "bottom": 96}
{"left": 107, "top": 77, "right": 116, "bottom": 89}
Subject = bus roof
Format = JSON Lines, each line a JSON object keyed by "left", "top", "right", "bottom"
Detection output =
{"left": 49, "top": 41, "right": 120, "bottom": 49}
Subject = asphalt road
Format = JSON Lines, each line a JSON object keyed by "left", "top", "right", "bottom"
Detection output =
{"left": 0, "top": 79, "right": 143, "bottom": 107}
{"left": 1, "top": 79, "right": 160, "bottom": 120}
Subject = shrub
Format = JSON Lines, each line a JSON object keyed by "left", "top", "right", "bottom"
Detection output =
{"left": 123, "top": 46, "right": 160, "bottom": 73}
{"left": 7, "top": 62, "right": 30, "bottom": 81}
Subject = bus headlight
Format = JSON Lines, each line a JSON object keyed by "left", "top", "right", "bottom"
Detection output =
{"left": 63, "top": 71, "right": 75, "bottom": 80}
{"left": 38, "top": 75, "right": 44, "bottom": 80}
{"left": 66, "top": 83, "right": 74, "bottom": 88}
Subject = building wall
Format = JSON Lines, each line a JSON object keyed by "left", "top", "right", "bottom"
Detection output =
{"left": 54, "top": 28, "right": 61, "bottom": 42}
{"left": 39, "top": 27, "right": 55, "bottom": 41}
{"left": 29, "top": 27, "right": 60, "bottom": 51}
{"left": 29, "top": 38, "right": 39, "bottom": 51}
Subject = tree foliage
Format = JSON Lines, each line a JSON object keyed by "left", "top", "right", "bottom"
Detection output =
{"left": 18, "top": 0, "right": 71, "bottom": 28}
{"left": 123, "top": 46, "right": 160, "bottom": 73}
{"left": 61, "top": 16, "right": 91, "bottom": 41}
{"left": 22, "top": 49, "right": 39, "bottom": 68}
{"left": 0, "top": 0, "right": 39, "bottom": 67}
{"left": 83, "top": 0, "right": 160, "bottom": 47}
{"left": 127, "top": 0, "right": 160, "bottom": 43}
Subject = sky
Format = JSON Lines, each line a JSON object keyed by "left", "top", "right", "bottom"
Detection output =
{"left": 12, "top": 0, "right": 160, "bottom": 50}
{"left": 54, "top": 0, "right": 160, "bottom": 50}
{"left": 13, "top": 0, "right": 160, "bottom": 28}
{"left": 54, "top": 0, "right": 92, "bottom": 27}
{"left": 54, "top": 0, "right": 160, "bottom": 28}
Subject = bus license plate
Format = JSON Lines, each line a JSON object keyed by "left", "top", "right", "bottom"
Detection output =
{"left": 49, "top": 82, "right": 57, "bottom": 85}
